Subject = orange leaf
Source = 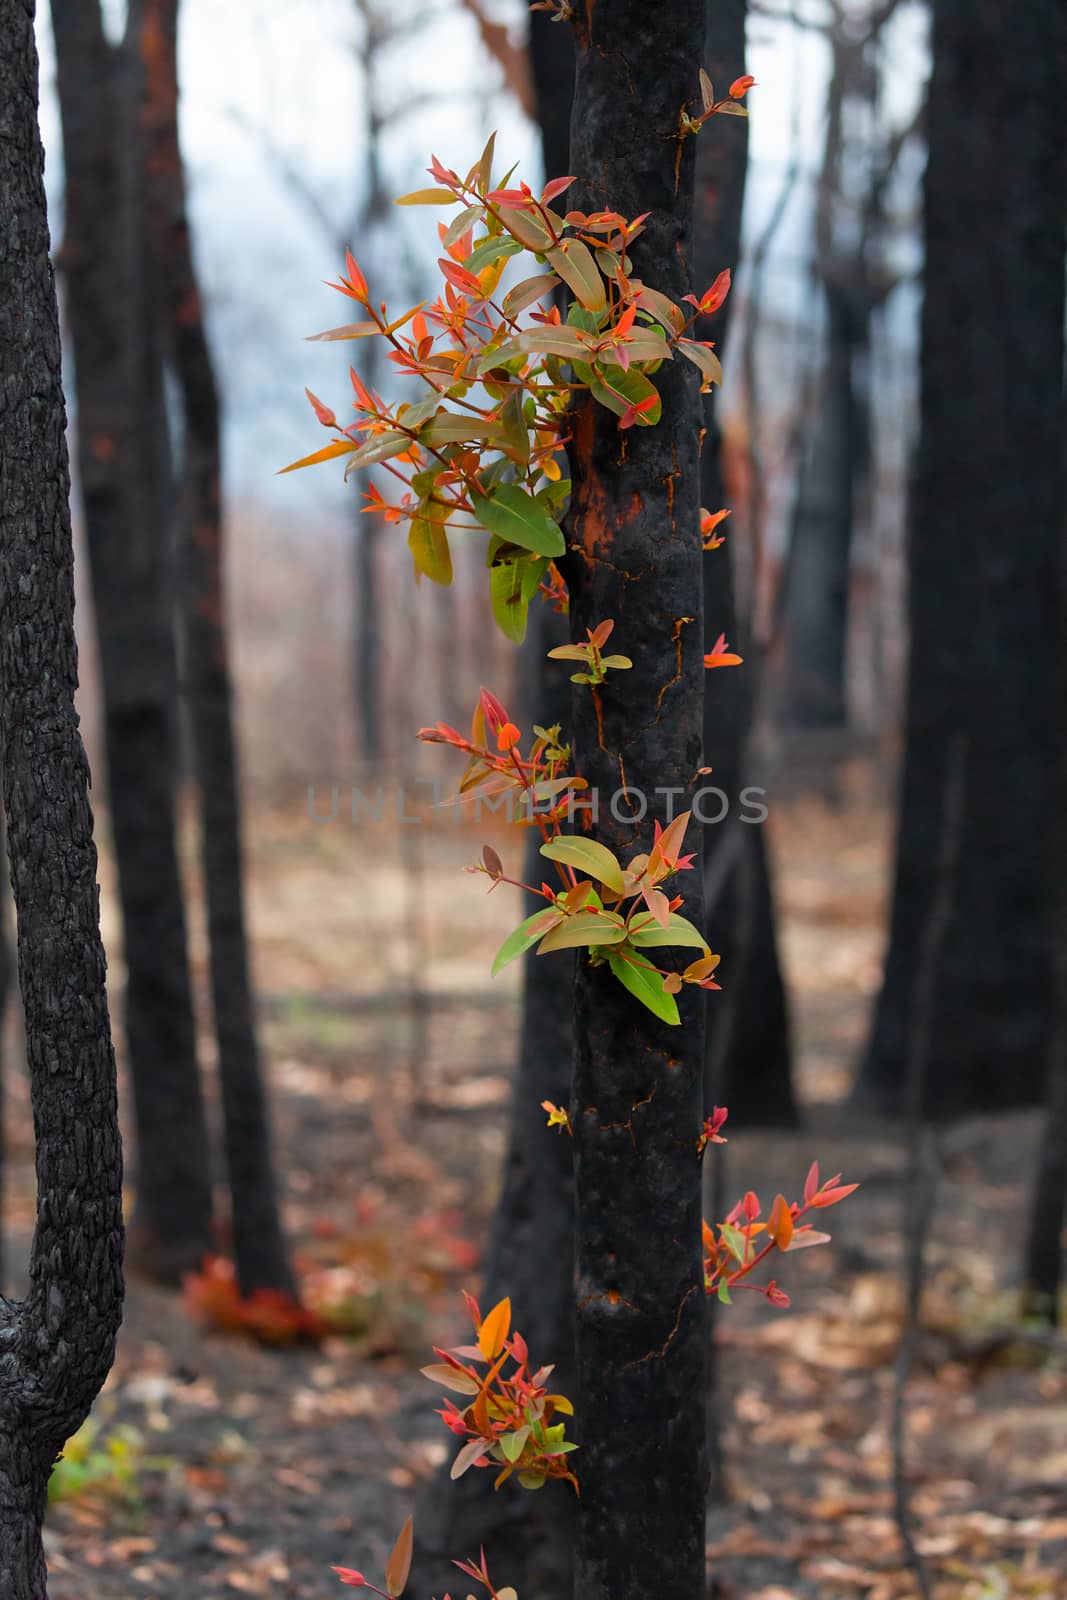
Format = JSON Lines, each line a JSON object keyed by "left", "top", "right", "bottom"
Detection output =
{"left": 477, "top": 1296, "right": 511, "bottom": 1361}
{"left": 385, "top": 1516, "right": 413, "bottom": 1597}
{"left": 767, "top": 1193, "right": 794, "bottom": 1251}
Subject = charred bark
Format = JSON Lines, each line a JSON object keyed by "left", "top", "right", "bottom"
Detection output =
{"left": 564, "top": 6, "right": 708, "bottom": 1596}
{"left": 0, "top": 5, "right": 125, "bottom": 1588}
{"left": 696, "top": 0, "right": 795, "bottom": 1130}
{"left": 860, "top": 0, "right": 1066, "bottom": 1117}
{"left": 408, "top": 14, "right": 578, "bottom": 1595}
{"left": 1022, "top": 442, "right": 1067, "bottom": 1323}
{"left": 133, "top": 0, "right": 295, "bottom": 1295}
{"left": 50, "top": 0, "right": 214, "bottom": 1285}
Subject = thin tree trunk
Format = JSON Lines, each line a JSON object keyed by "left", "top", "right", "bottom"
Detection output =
{"left": 355, "top": 518, "right": 384, "bottom": 765}
{"left": 566, "top": 6, "right": 708, "bottom": 1595}
{"left": 133, "top": 0, "right": 295, "bottom": 1296}
{"left": 859, "top": 0, "right": 1066, "bottom": 1117}
{"left": 0, "top": 6, "right": 125, "bottom": 1588}
{"left": 696, "top": 0, "right": 796, "bottom": 1132}
{"left": 1022, "top": 433, "right": 1067, "bottom": 1323}
{"left": 408, "top": 14, "right": 578, "bottom": 1593}
{"left": 51, "top": 0, "right": 214, "bottom": 1285}
{"left": 783, "top": 285, "right": 861, "bottom": 730}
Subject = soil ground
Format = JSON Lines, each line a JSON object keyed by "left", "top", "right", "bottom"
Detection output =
{"left": 4, "top": 770, "right": 1065, "bottom": 1599}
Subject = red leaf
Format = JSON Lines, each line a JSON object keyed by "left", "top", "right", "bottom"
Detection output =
{"left": 541, "top": 175, "right": 577, "bottom": 203}
{"left": 811, "top": 1181, "right": 859, "bottom": 1209}
{"left": 332, "top": 1570, "right": 367, "bottom": 1588}
{"left": 729, "top": 74, "right": 756, "bottom": 99}
{"left": 804, "top": 1161, "right": 820, "bottom": 1205}
{"left": 304, "top": 388, "right": 337, "bottom": 429}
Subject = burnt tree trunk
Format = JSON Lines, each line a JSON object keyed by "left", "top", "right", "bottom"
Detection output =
{"left": 860, "top": 0, "right": 1066, "bottom": 1117}
{"left": 783, "top": 286, "right": 863, "bottom": 730}
{"left": 696, "top": 0, "right": 795, "bottom": 1130}
{"left": 0, "top": 5, "right": 125, "bottom": 1589}
{"left": 408, "top": 13, "right": 578, "bottom": 1596}
{"left": 1022, "top": 441, "right": 1067, "bottom": 1323}
{"left": 51, "top": 0, "right": 214, "bottom": 1285}
{"left": 0, "top": 816, "right": 10, "bottom": 1286}
{"left": 134, "top": 0, "right": 295, "bottom": 1296}
{"left": 565, "top": 6, "right": 708, "bottom": 1596}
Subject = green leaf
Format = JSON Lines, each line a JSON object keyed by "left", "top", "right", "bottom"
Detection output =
{"left": 517, "top": 1471, "right": 547, "bottom": 1490}
{"left": 473, "top": 130, "right": 496, "bottom": 192}
{"left": 600, "top": 327, "right": 671, "bottom": 365}
{"left": 420, "top": 412, "right": 504, "bottom": 446}
{"left": 503, "top": 272, "right": 561, "bottom": 319}
{"left": 495, "top": 390, "right": 531, "bottom": 465}
{"left": 472, "top": 484, "right": 565, "bottom": 558}
{"left": 678, "top": 340, "right": 724, "bottom": 387}
{"left": 278, "top": 438, "right": 357, "bottom": 475}
{"left": 442, "top": 204, "right": 484, "bottom": 249}
{"left": 491, "top": 907, "right": 561, "bottom": 976}
{"left": 540, "top": 837, "right": 625, "bottom": 895}
{"left": 500, "top": 1426, "right": 531, "bottom": 1463}
{"left": 408, "top": 516, "right": 452, "bottom": 586}
{"left": 545, "top": 240, "right": 607, "bottom": 312}
{"left": 536, "top": 911, "right": 628, "bottom": 954}
{"left": 396, "top": 395, "right": 441, "bottom": 430}
{"left": 497, "top": 204, "right": 553, "bottom": 249}
{"left": 717, "top": 1280, "right": 732, "bottom": 1304}
{"left": 634, "top": 284, "right": 686, "bottom": 335}
{"left": 720, "top": 1223, "right": 747, "bottom": 1263}
{"left": 465, "top": 234, "right": 525, "bottom": 273}
{"left": 574, "top": 359, "right": 662, "bottom": 427}
{"left": 629, "top": 913, "right": 709, "bottom": 951}
{"left": 607, "top": 952, "right": 681, "bottom": 1025}
{"left": 395, "top": 186, "right": 458, "bottom": 205}
{"left": 490, "top": 560, "right": 530, "bottom": 642}
{"left": 341, "top": 430, "right": 412, "bottom": 476}
{"left": 512, "top": 325, "right": 593, "bottom": 362}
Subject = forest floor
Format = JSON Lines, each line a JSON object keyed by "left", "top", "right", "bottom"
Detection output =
{"left": 4, "top": 764, "right": 1066, "bottom": 1599}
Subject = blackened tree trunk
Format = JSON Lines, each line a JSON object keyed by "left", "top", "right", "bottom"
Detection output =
{"left": 860, "top": 0, "right": 1066, "bottom": 1117}
{"left": 782, "top": 286, "right": 863, "bottom": 730}
{"left": 0, "top": 6, "right": 125, "bottom": 1588}
{"left": 1022, "top": 460, "right": 1067, "bottom": 1323}
{"left": 0, "top": 815, "right": 10, "bottom": 1286}
{"left": 408, "top": 15, "right": 578, "bottom": 1595}
{"left": 133, "top": 0, "right": 295, "bottom": 1296}
{"left": 565, "top": 6, "right": 708, "bottom": 1596}
{"left": 696, "top": 0, "right": 795, "bottom": 1129}
{"left": 51, "top": 0, "right": 214, "bottom": 1285}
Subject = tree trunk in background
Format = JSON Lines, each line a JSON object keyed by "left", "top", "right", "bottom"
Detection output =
{"left": 134, "top": 0, "right": 296, "bottom": 1296}
{"left": 696, "top": 0, "right": 795, "bottom": 1130}
{"left": 0, "top": 7, "right": 125, "bottom": 1587}
{"left": 51, "top": 0, "right": 214, "bottom": 1285}
{"left": 783, "top": 284, "right": 864, "bottom": 729}
{"left": 355, "top": 518, "right": 384, "bottom": 765}
{"left": 860, "top": 0, "right": 1066, "bottom": 1117}
{"left": 1022, "top": 437, "right": 1067, "bottom": 1322}
{"left": 781, "top": 21, "right": 870, "bottom": 733}
{"left": 408, "top": 15, "right": 577, "bottom": 1595}
{"left": 566, "top": 6, "right": 708, "bottom": 1595}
